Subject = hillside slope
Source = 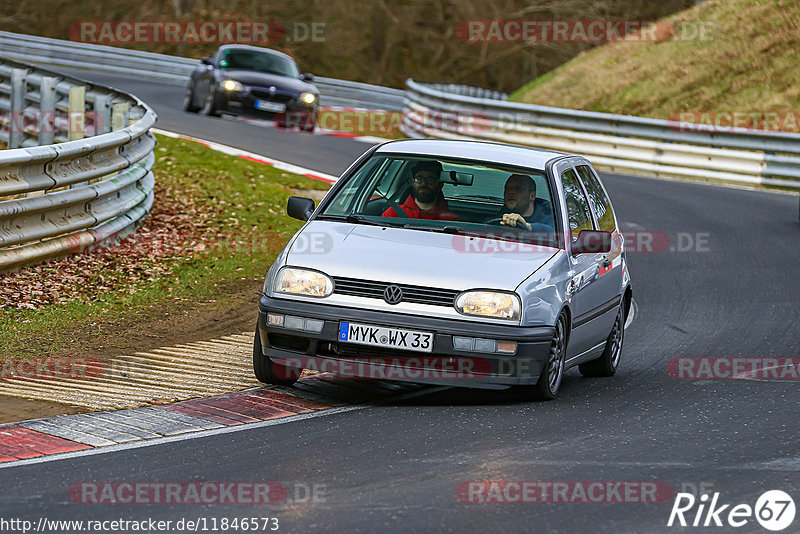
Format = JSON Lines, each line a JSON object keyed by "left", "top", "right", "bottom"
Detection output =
{"left": 509, "top": 0, "right": 800, "bottom": 129}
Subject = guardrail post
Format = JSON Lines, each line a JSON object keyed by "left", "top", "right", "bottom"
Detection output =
{"left": 94, "top": 94, "right": 113, "bottom": 135}
{"left": 9, "top": 68, "right": 28, "bottom": 149}
{"left": 68, "top": 85, "right": 86, "bottom": 141}
{"left": 111, "top": 102, "right": 130, "bottom": 131}
{"left": 38, "top": 76, "right": 57, "bottom": 146}
{"left": 68, "top": 85, "right": 86, "bottom": 189}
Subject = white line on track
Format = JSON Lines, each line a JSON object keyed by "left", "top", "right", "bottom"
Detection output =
{"left": 152, "top": 128, "right": 341, "bottom": 183}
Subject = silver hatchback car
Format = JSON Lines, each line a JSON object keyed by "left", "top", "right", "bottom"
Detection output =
{"left": 255, "top": 139, "right": 632, "bottom": 400}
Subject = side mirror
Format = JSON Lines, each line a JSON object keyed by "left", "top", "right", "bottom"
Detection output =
{"left": 287, "top": 196, "right": 316, "bottom": 221}
{"left": 300, "top": 73, "right": 314, "bottom": 82}
{"left": 571, "top": 230, "right": 612, "bottom": 255}
{"left": 201, "top": 57, "right": 213, "bottom": 66}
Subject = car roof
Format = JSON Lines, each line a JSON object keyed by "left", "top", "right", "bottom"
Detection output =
{"left": 217, "top": 44, "right": 295, "bottom": 62}
{"left": 374, "top": 139, "right": 570, "bottom": 169}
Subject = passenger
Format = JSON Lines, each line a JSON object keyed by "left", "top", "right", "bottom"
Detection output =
{"left": 492, "top": 173, "right": 554, "bottom": 231}
{"left": 382, "top": 160, "right": 458, "bottom": 220}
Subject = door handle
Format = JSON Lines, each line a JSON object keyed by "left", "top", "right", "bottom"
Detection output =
{"left": 601, "top": 257, "right": 611, "bottom": 268}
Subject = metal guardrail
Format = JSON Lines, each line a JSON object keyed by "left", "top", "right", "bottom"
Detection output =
{"left": 403, "top": 79, "right": 800, "bottom": 190}
{"left": 0, "top": 56, "right": 156, "bottom": 272}
{"left": 0, "top": 30, "right": 405, "bottom": 111}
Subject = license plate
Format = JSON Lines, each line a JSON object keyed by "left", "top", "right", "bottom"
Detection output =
{"left": 338, "top": 322, "right": 433, "bottom": 353}
{"left": 255, "top": 100, "right": 286, "bottom": 113}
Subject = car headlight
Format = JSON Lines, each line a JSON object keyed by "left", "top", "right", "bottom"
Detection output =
{"left": 274, "top": 267, "right": 333, "bottom": 298}
{"left": 300, "top": 92, "right": 316, "bottom": 104}
{"left": 455, "top": 291, "right": 521, "bottom": 320}
{"left": 221, "top": 79, "right": 244, "bottom": 92}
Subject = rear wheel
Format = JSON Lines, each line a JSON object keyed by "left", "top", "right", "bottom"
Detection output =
{"left": 579, "top": 305, "right": 624, "bottom": 377}
{"left": 253, "top": 327, "right": 301, "bottom": 386}
{"left": 530, "top": 313, "right": 568, "bottom": 401}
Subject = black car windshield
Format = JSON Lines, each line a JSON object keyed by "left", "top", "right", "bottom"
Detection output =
{"left": 319, "top": 154, "right": 559, "bottom": 247}
{"left": 219, "top": 49, "right": 300, "bottom": 78}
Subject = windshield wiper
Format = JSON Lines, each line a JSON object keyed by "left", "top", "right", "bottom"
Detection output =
{"left": 317, "top": 214, "right": 403, "bottom": 227}
{"left": 400, "top": 224, "right": 464, "bottom": 234}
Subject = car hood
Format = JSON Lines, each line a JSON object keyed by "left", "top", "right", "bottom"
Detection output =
{"left": 221, "top": 70, "right": 316, "bottom": 94}
{"left": 285, "top": 221, "right": 558, "bottom": 292}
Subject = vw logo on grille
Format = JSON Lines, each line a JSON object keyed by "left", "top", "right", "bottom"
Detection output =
{"left": 383, "top": 285, "right": 404, "bottom": 305}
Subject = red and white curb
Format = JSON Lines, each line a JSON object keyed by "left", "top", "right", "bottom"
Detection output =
{"left": 152, "top": 128, "right": 340, "bottom": 184}
{"left": 0, "top": 378, "right": 426, "bottom": 466}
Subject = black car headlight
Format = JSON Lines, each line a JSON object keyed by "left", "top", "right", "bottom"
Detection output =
{"left": 221, "top": 79, "right": 245, "bottom": 92}
{"left": 299, "top": 92, "right": 316, "bottom": 105}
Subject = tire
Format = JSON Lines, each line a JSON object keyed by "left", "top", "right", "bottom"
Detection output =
{"left": 201, "top": 89, "right": 221, "bottom": 117}
{"left": 252, "top": 327, "right": 301, "bottom": 386}
{"left": 579, "top": 305, "right": 625, "bottom": 378}
{"left": 530, "top": 313, "right": 568, "bottom": 401}
{"left": 300, "top": 114, "right": 317, "bottom": 132}
{"left": 183, "top": 83, "right": 200, "bottom": 113}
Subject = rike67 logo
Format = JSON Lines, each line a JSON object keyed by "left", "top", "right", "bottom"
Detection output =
{"left": 668, "top": 490, "right": 795, "bottom": 531}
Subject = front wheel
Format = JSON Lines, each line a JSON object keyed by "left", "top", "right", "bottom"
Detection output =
{"left": 201, "top": 89, "right": 221, "bottom": 117}
{"left": 253, "top": 327, "right": 302, "bottom": 386}
{"left": 530, "top": 313, "right": 568, "bottom": 401}
{"left": 579, "top": 305, "right": 624, "bottom": 377}
{"left": 183, "top": 83, "right": 200, "bottom": 113}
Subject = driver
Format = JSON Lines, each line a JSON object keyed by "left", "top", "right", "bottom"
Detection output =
{"left": 382, "top": 160, "right": 458, "bottom": 220}
{"left": 492, "top": 173, "right": 554, "bottom": 231}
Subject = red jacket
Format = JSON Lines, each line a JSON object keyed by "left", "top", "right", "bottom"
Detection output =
{"left": 382, "top": 195, "right": 458, "bottom": 221}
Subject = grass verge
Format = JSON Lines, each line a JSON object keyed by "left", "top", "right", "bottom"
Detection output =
{"left": 0, "top": 133, "right": 330, "bottom": 362}
{"left": 509, "top": 0, "right": 800, "bottom": 129}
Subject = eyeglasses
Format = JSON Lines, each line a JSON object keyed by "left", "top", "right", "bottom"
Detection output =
{"left": 412, "top": 175, "right": 439, "bottom": 185}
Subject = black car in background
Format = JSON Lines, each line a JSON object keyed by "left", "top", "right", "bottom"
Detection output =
{"left": 183, "top": 44, "right": 319, "bottom": 131}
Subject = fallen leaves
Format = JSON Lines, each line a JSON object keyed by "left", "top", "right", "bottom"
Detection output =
{"left": 0, "top": 180, "right": 215, "bottom": 311}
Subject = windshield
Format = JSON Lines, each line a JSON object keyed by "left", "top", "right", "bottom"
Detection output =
{"left": 219, "top": 49, "right": 300, "bottom": 78}
{"left": 319, "top": 154, "right": 559, "bottom": 247}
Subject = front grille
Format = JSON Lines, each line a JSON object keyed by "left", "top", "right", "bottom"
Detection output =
{"left": 332, "top": 277, "right": 458, "bottom": 307}
{"left": 250, "top": 89, "right": 294, "bottom": 103}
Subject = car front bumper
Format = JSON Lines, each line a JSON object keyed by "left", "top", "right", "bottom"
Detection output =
{"left": 216, "top": 91, "right": 316, "bottom": 124}
{"left": 258, "top": 293, "right": 554, "bottom": 389}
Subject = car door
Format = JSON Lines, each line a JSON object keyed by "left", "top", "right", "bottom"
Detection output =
{"left": 557, "top": 165, "right": 614, "bottom": 359}
{"left": 575, "top": 162, "right": 625, "bottom": 310}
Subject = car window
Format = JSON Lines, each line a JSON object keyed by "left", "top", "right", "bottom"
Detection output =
{"left": 576, "top": 165, "right": 616, "bottom": 233}
{"left": 560, "top": 168, "right": 594, "bottom": 241}
{"left": 319, "top": 154, "right": 559, "bottom": 247}
{"left": 218, "top": 49, "right": 300, "bottom": 78}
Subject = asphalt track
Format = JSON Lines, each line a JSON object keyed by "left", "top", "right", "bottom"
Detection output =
{"left": 1, "top": 70, "right": 799, "bottom": 533}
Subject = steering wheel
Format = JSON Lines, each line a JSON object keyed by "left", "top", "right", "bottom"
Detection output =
{"left": 485, "top": 217, "right": 505, "bottom": 225}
